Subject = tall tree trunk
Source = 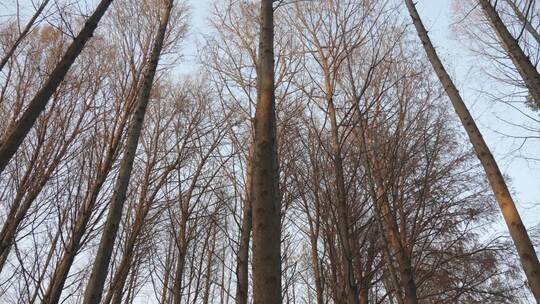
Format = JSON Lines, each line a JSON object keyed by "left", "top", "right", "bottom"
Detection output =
{"left": 478, "top": 0, "right": 540, "bottom": 106}
{"left": 327, "top": 97, "right": 359, "bottom": 304}
{"left": 172, "top": 195, "right": 189, "bottom": 304}
{"left": 405, "top": 0, "right": 540, "bottom": 301}
{"left": 308, "top": 227, "right": 324, "bottom": 304}
{"left": 235, "top": 145, "right": 253, "bottom": 304}
{"left": 0, "top": 0, "right": 50, "bottom": 71}
{"left": 0, "top": 0, "right": 113, "bottom": 174}
{"left": 82, "top": 1, "right": 174, "bottom": 303}
{"left": 252, "top": 0, "right": 281, "bottom": 303}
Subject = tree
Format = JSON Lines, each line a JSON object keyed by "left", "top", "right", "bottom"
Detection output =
{"left": 0, "top": 0, "right": 50, "bottom": 71}
{"left": 405, "top": 0, "right": 540, "bottom": 301}
{"left": 0, "top": 0, "right": 113, "bottom": 174}
{"left": 477, "top": 0, "right": 540, "bottom": 107}
{"left": 252, "top": 0, "right": 281, "bottom": 303}
{"left": 82, "top": 1, "right": 175, "bottom": 303}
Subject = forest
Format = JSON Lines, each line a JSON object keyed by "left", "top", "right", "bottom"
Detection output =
{"left": 0, "top": 0, "right": 539, "bottom": 303}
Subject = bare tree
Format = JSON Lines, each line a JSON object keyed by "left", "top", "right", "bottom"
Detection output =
{"left": 0, "top": 0, "right": 113, "bottom": 174}
{"left": 406, "top": 0, "right": 540, "bottom": 301}
{"left": 82, "top": 1, "right": 176, "bottom": 303}
{"left": 477, "top": 0, "right": 540, "bottom": 106}
{"left": 0, "top": 0, "right": 50, "bottom": 71}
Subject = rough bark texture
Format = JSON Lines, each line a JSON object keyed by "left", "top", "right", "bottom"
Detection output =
{"left": 0, "top": 0, "right": 113, "bottom": 174}
{"left": 235, "top": 145, "right": 253, "bottom": 304}
{"left": 252, "top": 0, "right": 282, "bottom": 303}
{"left": 406, "top": 0, "right": 540, "bottom": 301}
{"left": 478, "top": 0, "right": 540, "bottom": 106}
{"left": 82, "top": 1, "right": 174, "bottom": 303}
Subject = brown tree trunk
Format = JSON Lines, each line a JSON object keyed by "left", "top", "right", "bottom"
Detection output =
{"left": 82, "top": 1, "right": 174, "bottom": 303}
{"left": 172, "top": 228, "right": 187, "bottom": 304}
{"left": 405, "top": 0, "right": 540, "bottom": 301}
{"left": 309, "top": 230, "right": 324, "bottom": 304}
{"left": 235, "top": 145, "right": 253, "bottom": 304}
{"left": 478, "top": 0, "right": 540, "bottom": 106}
{"left": 327, "top": 97, "right": 359, "bottom": 304}
{"left": 252, "top": 0, "right": 281, "bottom": 303}
{"left": 0, "top": 0, "right": 113, "bottom": 174}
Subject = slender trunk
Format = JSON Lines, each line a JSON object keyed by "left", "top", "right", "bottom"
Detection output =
{"left": 0, "top": 0, "right": 50, "bottom": 71}
{"left": 358, "top": 235, "right": 376, "bottom": 304}
{"left": 359, "top": 282, "right": 368, "bottom": 304}
{"left": 478, "top": 0, "right": 540, "bottom": 106}
{"left": 235, "top": 145, "right": 253, "bottom": 304}
{"left": 82, "top": 2, "right": 173, "bottom": 303}
{"left": 172, "top": 240, "right": 187, "bottom": 304}
{"left": 42, "top": 222, "right": 87, "bottom": 303}
{"left": 406, "top": 0, "right": 540, "bottom": 301}
{"left": 308, "top": 230, "right": 324, "bottom": 304}
{"left": 327, "top": 97, "right": 359, "bottom": 304}
{"left": 0, "top": 0, "right": 113, "bottom": 174}
{"left": 252, "top": 0, "right": 281, "bottom": 303}
{"left": 160, "top": 238, "right": 175, "bottom": 303}
{"left": 203, "top": 224, "right": 217, "bottom": 304}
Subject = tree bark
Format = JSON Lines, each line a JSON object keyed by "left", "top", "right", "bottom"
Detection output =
{"left": 0, "top": 0, "right": 113, "bottom": 174}
{"left": 327, "top": 96, "right": 359, "bottom": 304}
{"left": 82, "top": 1, "right": 174, "bottom": 303}
{"left": 235, "top": 145, "right": 253, "bottom": 304}
{"left": 405, "top": 0, "right": 540, "bottom": 301}
{"left": 252, "top": 0, "right": 281, "bottom": 303}
{"left": 478, "top": 0, "right": 540, "bottom": 107}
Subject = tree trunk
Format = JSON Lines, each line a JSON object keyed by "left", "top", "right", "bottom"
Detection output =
{"left": 327, "top": 97, "right": 359, "bottom": 304}
{"left": 235, "top": 145, "right": 253, "bottom": 304}
{"left": 309, "top": 230, "right": 324, "bottom": 304}
{"left": 365, "top": 130, "right": 418, "bottom": 304}
{"left": 172, "top": 194, "right": 190, "bottom": 304}
{"left": 252, "top": 0, "right": 281, "bottom": 303}
{"left": 478, "top": 0, "right": 540, "bottom": 106}
{"left": 405, "top": 0, "right": 540, "bottom": 301}
{"left": 0, "top": 0, "right": 113, "bottom": 174}
{"left": 82, "top": 1, "right": 174, "bottom": 303}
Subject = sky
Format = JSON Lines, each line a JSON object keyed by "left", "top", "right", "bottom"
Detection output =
{"left": 180, "top": 0, "right": 540, "bottom": 230}
{"left": 415, "top": 0, "right": 540, "bottom": 230}
{"left": 1, "top": 0, "right": 538, "bottom": 230}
